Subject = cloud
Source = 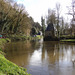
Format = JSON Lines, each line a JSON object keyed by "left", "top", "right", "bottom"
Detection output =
{"left": 17, "top": 0, "right": 72, "bottom": 24}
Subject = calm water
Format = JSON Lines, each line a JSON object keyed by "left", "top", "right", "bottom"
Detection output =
{"left": 4, "top": 39, "right": 75, "bottom": 75}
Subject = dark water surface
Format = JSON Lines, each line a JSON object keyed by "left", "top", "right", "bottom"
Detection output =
{"left": 4, "top": 39, "right": 75, "bottom": 75}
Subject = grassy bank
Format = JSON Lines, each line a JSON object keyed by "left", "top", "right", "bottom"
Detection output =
{"left": 29, "top": 35, "right": 43, "bottom": 40}
{"left": 0, "top": 38, "right": 30, "bottom": 75}
{"left": 60, "top": 39, "right": 75, "bottom": 43}
{"left": 0, "top": 53, "right": 30, "bottom": 75}
{"left": 7, "top": 34, "right": 42, "bottom": 41}
{"left": 0, "top": 38, "right": 11, "bottom": 49}
{"left": 59, "top": 35, "right": 75, "bottom": 43}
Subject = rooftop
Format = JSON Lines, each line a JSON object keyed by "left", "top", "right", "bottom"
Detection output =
{"left": 45, "top": 23, "right": 54, "bottom": 31}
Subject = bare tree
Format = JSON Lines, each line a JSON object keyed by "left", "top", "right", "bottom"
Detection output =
{"left": 60, "top": 17, "right": 65, "bottom": 35}
{"left": 46, "top": 9, "right": 56, "bottom": 24}
{"left": 67, "top": 0, "right": 75, "bottom": 36}
{"left": 56, "top": 3, "right": 61, "bottom": 38}
{"left": 0, "top": 0, "right": 32, "bottom": 35}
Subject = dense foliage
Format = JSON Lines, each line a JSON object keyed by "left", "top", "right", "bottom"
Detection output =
{"left": 0, "top": 0, "right": 41, "bottom": 36}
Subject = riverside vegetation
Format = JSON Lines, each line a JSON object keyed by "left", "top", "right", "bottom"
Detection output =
{"left": 60, "top": 35, "right": 75, "bottom": 43}
{"left": 0, "top": 38, "right": 31, "bottom": 75}
{"left": 0, "top": 0, "right": 75, "bottom": 74}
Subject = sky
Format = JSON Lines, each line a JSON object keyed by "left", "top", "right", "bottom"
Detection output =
{"left": 16, "top": 0, "right": 72, "bottom": 24}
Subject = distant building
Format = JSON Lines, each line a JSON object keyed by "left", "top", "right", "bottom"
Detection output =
{"left": 44, "top": 23, "right": 58, "bottom": 41}
{"left": 45, "top": 23, "right": 54, "bottom": 37}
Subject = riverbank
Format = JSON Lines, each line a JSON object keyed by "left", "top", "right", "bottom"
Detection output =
{"left": 60, "top": 39, "right": 75, "bottom": 43}
{"left": 59, "top": 35, "right": 75, "bottom": 43}
{"left": 0, "top": 38, "right": 11, "bottom": 49}
{"left": 0, "top": 38, "right": 30, "bottom": 75}
{"left": 7, "top": 35, "right": 42, "bottom": 41}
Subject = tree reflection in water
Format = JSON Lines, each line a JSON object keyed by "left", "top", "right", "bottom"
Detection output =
{"left": 4, "top": 40, "right": 75, "bottom": 75}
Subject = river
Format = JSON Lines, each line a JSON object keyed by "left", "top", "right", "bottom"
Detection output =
{"left": 4, "top": 39, "right": 75, "bottom": 75}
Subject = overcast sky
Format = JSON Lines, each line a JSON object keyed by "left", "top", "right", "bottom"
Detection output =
{"left": 16, "top": 0, "right": 72, "bottom": 24}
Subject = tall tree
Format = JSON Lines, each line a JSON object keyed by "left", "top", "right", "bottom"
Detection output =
{"left": 47, "top": 9, "right": 56, "bottom": 24}
{"left": 0, "top": 0, "right": 32, "bottom": 36}
{"left": 67, "top": 0, "right": 75, "bottom": 36}
{"left": 46, "top": 9, "right": 57, "bottom": 36}
{"left": 41, "top": 16, "right": 45, "bottom": 36}
{"left": 60, "top": 17, "right": 65, "bottom": 35}
{"left": 56, "top": 3, "right": 61, "bottom": 38}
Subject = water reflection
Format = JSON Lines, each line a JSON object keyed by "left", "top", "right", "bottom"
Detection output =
{"left": 4, "top": 40, "right": 75, "bottom": 75}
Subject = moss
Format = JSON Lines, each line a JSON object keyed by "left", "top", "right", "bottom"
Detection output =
{"left": 0, "top": 39, "right": 7, "bottom": 45}
{"left": 0, "top": 38, "right": 11, "bottom": 49}
{"left": 0, "top": 49, "right": 5, "bottom": 55}
{"left": 0, "top": 38, "right": 11, "bottom": 44}
{"left": 0, "top": 38, "right": 30, "bottom": 75}
{"left": 0, "top": 54, "right": 30, "bottom": 75}
{"left": 5, "top": 38, "right": 11, "bottom": 42}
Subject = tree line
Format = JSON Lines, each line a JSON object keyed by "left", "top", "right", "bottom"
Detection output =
{"left": 41, "top": 0, "right": 75, "bottom": 38}
{"left": 0, "top": 0, "right": 41, "bottom": 36}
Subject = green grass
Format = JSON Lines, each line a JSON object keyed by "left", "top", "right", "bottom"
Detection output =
{"left": 0, "top": 39, "right": 7, "bottom": 45}
{"left": 0, "top": 54, "right": 30, "bottom": 75}
{"left": 0, "top": 38, "right": 11, "bottom": 45}
{"left": 36, "top": 35, "right": 43, "bottom": 39}
{"left": 7, "top": 34, "right": 43, "bottom": 41}
{"left": 0, "top": 38, "right": 11, "bottom": 49}
{"left": 60, "top": 35, "right": 75, "bottom": 39}
{"left": 60, "top": 39, "right": 75, "bottom": 42}
{"left": 0, "top": 38, "right": 30, "bottom": 75}
{"left": 29, "top": 35, "right": 43, "bottom": 40}
{"left": 0, "top": 49, "right": 5, "bottom": 55}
